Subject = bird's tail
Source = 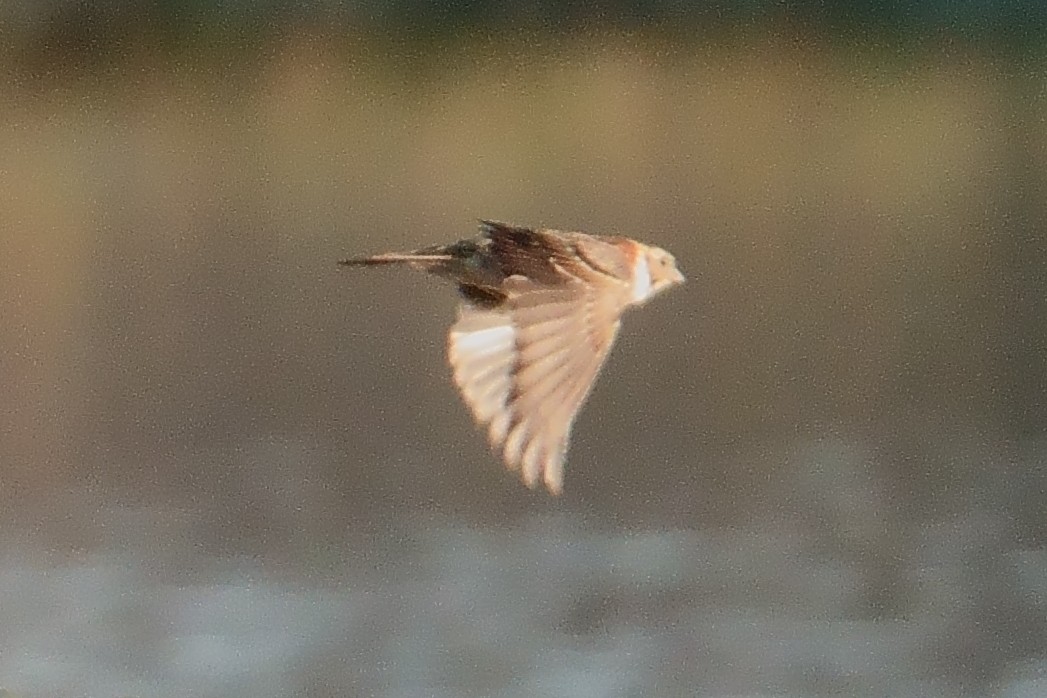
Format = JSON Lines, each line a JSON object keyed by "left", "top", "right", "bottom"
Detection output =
{"left": 338, "top": 253, "right": 453, "bottom": 268}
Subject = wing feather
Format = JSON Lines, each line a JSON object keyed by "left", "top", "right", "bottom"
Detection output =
{"left": 447, "top": 277, "right": 627, "bottom": 493}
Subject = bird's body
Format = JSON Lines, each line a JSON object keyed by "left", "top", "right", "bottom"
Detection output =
{"left": 340, "top": 220, "right": 683, "bottom": 494}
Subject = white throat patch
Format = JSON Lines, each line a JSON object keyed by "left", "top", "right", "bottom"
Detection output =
{"left": 629, "top": 253, "right": 653, "bottom": 304}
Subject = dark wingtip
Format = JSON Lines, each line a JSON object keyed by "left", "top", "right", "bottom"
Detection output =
{"left": 479, "top": 219, "right": 517, "bottom": 234}
{"left": 479, "top": 219, "right": 537, "bottom": 241}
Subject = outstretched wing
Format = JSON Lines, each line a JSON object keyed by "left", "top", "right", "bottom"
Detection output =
{"left": 447, "top": 276, "right": 626, "bottom": 493}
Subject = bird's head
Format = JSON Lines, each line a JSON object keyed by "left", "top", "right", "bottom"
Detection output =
{"left": 631, "top": 243, "right": 684, "bottom": 304}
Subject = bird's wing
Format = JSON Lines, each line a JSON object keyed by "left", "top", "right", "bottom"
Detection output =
{"left": 447, "top": 275, "right": 627, "bottom": 493}
{"left": 480, "top": 220, "right": 635, "bottom": 284}
{"left": 479, "top": 221, "right": 574, "bottom": 285}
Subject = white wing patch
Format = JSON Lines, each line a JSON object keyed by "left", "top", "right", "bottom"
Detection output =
{"left": 448, "top": 314, "right": 516, "bottom": 437}
{"left": 452, "top": 323, "right": 514, "bottom": 357}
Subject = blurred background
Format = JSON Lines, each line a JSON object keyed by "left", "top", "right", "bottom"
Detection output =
{"left": 2, "top": 1, "right": 1046, "bottom": 696}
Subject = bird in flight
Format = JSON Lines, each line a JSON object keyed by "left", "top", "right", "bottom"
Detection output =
{"left": 340, "top": 220, "right": 684, "bottom": 494}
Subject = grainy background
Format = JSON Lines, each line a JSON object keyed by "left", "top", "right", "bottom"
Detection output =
{"left": 1, "top": 3, "right": 1046, "bottom": 696}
